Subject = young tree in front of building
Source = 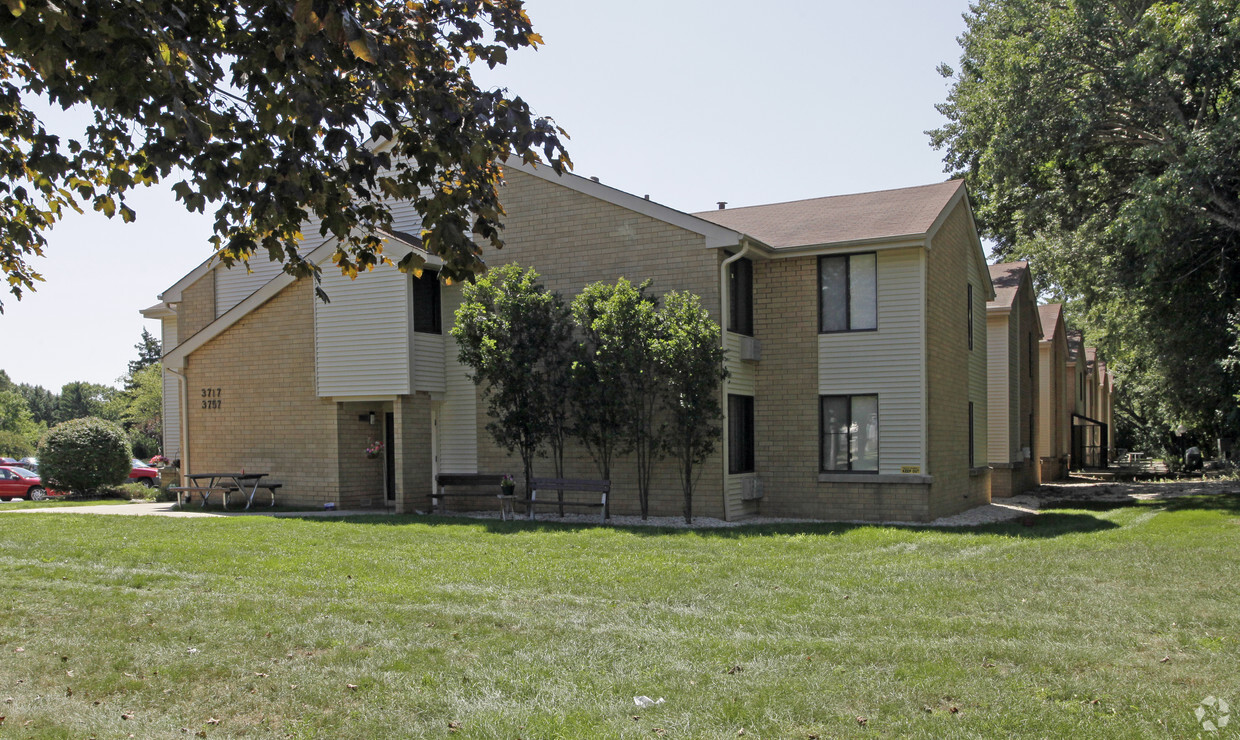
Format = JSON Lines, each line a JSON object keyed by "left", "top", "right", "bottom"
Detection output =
{"left": 573, "top": 279, "right": 664, "bottom": 520}
{"left": 569, "top": 284, "right": 633, "bottom": 513}
{"left": 452, "top": 263, "right": 574, "bottom": 493}
{"left": 655, "top": 292, "right": 727, "bottom": 524}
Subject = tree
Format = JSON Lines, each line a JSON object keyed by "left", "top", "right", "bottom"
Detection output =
{"left": 574, "top": 278, "right": 664, "bottom": 520}
{"left": 451, "top": 263, "right": 574, "bottom": 493}
{"left": 112, "top": 363, "right": 163, "bottom": 458}
{"left": 37, "top": 416, "right": 132, "bottom": 494}
{"left": 0, "top": 388, "right": 42, "bottom": 452}
{"left": 15, "top": 382, "right": 57, "bottom": 426}
{"left": 655, "top": 292, "right": 726, "bottom": 524}
{"left": 930, "top": 0, "right": 1240, "bottom": 446}
{"left": 128, "top": 329, "right": 162, "bottom": 377}
{"left": 569, "top": 285, "right": 632, "bottom": 503}
{"left": 54, "top": 381, "right": 117, "bottom": 424}
{"left": 0, "top": 0, "right": 570, "bottom": 310}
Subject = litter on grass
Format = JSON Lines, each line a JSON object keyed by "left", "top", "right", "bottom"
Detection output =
{"left": 634, "top": 696, "right": 665, "bottom": 708}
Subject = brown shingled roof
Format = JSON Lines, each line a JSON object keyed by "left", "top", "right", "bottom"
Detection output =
{"left": 692, "top": 180, "right": 964, "bottom": 249}
{"left": 987, "top": 261, "right": 1029, "bottom": 309}
{"left": 1037, "top": 303, "right": 1063, "bottom": 339}
{"left": 1066, "top": 329, "right": 1084, "bottom": 361}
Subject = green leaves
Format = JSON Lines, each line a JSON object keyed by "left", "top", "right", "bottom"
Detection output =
{"left": 932, "top": 0, "right": 1240, "bottom": 446}
{"left": 0, "top": 0, "right": 570, "bottom": 310}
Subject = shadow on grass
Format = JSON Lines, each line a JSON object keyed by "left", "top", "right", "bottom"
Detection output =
{"left": 1041, "top": 492, "right": 1240, "bottom": 516}
{"left": 279, "top": 509, "right": 1120, "bottom": 539}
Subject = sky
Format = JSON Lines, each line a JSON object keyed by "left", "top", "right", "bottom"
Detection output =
{"left": 0, "top": 0, "right": 974, "bottom": 392}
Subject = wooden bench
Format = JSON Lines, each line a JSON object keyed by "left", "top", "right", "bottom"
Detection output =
{"left": 222, "top": 481, "right": 282, "bottom": 510}
{"left": 431, "top": 474, "right": 516, "bottom": 520}
{"left": 169, "top": 486, "right": 230, "bottom": 508}
{"left": 527, "top": 478, "right": 610, "bottom": 522}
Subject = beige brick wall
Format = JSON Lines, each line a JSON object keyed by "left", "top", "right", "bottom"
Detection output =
{"left": 178, "top": 269, "right": 215, "bottom": 342}
{"left": 468, "top": 168, "right": 728, "bottom": 519}
{"left": 185, "top": 278, "right": 343, "bottom": 507}
{"left": 753, "top": 256, "right": 824, "bottom": 518}
{"left": 336, "top": 401, "right": 389, "bottom": 509}
{"left": 395, "top": 394, "right": 433, "bottom": 513}
{"left": 926, "top": 202, "right": 991, "bottom": 518}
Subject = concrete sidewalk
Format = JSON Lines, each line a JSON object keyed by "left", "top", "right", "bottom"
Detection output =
{"left": 0, "top": 501, "right": 392, "bottom": 518}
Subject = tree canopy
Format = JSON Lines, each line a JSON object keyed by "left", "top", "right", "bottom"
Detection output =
{"left": 931, "top": 0, "right": 1240, "bottom": 443}
{"left": 0, "top": 0, "right": 570, "bottom": 309}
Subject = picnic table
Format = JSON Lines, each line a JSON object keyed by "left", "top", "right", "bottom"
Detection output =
{"left": 172, "top": 472, "right": 280, "bottom": 511}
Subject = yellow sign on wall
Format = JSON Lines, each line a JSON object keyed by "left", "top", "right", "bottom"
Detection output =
{"left": 900, "top": 465, "right": 921, "bottom": 474}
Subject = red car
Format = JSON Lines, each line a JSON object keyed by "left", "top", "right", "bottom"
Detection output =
{"left": 0, "top": 466, "right": 50, "bottom": 501}
{"left": 129, "top": 459, "right": 159, "bottom": 487}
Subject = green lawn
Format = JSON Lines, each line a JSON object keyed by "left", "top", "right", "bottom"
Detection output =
{"left": 0, "top": 497, "right": 1237, "bottom": 738}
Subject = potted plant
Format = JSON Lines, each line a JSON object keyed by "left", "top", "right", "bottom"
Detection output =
{"left": 499, "top": 474, "right": 516, "bottom": 498}
{"left": 365, "top": 440, "right": 384, "bottom": 460}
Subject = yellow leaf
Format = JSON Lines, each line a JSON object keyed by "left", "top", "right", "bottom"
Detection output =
{"left": 349, "top": 37, "right": 375, "bottom": 63}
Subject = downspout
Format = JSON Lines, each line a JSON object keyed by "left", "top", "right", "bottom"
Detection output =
{"left": 166, "top": 365, "right": 189, "bottom": 487}
{"left": 718, "top": 240, "right": 753, "bottom": 522}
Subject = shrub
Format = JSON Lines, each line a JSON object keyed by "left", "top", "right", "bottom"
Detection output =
{"left": 94, "top": 482, "right": 156, "bottom": 501}
{"left": 37, "top": 417, "right": 132, "bottom": 493}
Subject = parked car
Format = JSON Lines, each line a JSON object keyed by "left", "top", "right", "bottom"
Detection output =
{"left": 0, "top": 457, "right": 16, "bottom": 465}
{"left": 2, "top": 458, "right": 158, "bottom": 487}
{"left": 129, "top": 459, "right": 159, "bottom": 487}
{"left": 0, "top": 466, "right": 51, "bottom": 501}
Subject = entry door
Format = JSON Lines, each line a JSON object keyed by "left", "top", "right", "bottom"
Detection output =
{"left": 384, "top": 412, "right": 395, "bottom": 502}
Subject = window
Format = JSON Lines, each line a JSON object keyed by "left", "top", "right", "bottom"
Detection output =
{"left": 820, "top": 394, "right": 879, "bottom": 472}
{"left": 728, "top": 257, "right": 753, "bottom": 336}
{"left": 412, "top": 270, "right": 441, "bottom": 334}
{"left": 728, "top": 394, "right": 755, "bottom": 474}
{"left": 967, "top": 283, "right": 974, "bottom": 350}
{"left": 819, "top": 253, "right": 877, "bottom": 333}
{"left": 968, "top": 401, "right": 975, "bottom": 468}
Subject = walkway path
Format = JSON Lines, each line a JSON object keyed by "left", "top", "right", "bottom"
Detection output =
{"left": 0, "top": 501, "right": 385, "bottom": 518}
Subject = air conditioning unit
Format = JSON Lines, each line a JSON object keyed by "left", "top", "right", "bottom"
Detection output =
{"left": 740, "top": 336, "right": 762, "bottom": 363}
{"left": 740, "top": 475, "right": 764, "bottom": 501}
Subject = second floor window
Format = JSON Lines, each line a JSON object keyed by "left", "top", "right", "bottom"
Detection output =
{"left": 819, "top": 253, "right": 877, "bottom": 333}
{"left": 412, "top": 270, "right": 441, "bottom": 334}
{"left": 729, "top": 257, "right": 753, "bottom": 336}
{"left": 967, "top": 283, "right": 974, "bottom": 350}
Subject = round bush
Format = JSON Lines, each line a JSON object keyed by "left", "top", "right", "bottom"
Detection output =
{"left": 37, "top": 417, "right": 132, "bottom": 493}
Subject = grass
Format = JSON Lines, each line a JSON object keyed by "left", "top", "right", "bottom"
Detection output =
{"left": 0, "top": 497, "right": 1237, "bottom": 738}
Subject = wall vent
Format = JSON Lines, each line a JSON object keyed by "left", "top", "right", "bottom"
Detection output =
{"left": 740, "top": 336, "right": 762, "bottom": 363}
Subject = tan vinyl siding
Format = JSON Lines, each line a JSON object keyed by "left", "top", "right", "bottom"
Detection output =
{"left": 968, "top": 281, "right": 988, "bottom": 469}
{"left": 986, "top": 313, "right": 1010, "bottom": 461}
{"left": 723, "top": 327, "right": 758, "bottom": 516}
{"left": 314, "top": 263, "right": 412, "bottom": 397}
{"left": 161, "top": 317, "right": 181, "bottom": 460}
{"left": 412, "top": 331, "right": 447, "bottom": 394}
{"left": 817, "top": 247, "right": 924, "bottom": 474}
{"left": 214, "top": 259, "right": 287, "bottom": 318}
{"left": 436, "top": 284, "right": 477, "bottom": 473}
{"left": 724, "top": 331, "right": 757, "bottom": 395}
